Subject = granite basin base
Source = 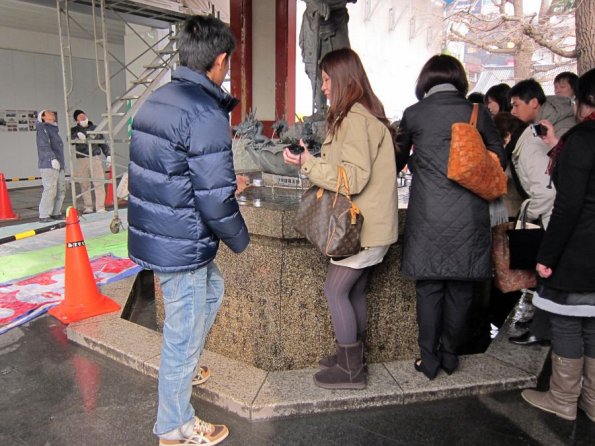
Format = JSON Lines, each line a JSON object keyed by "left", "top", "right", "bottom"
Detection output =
{"left": 66, "top": 276, "right": 549, "bottom": 421}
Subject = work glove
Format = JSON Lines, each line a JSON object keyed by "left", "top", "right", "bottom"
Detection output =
{"left": 105, "top": 156, "right": 112, "bottom": 166}
{"left": 77, "top": 132, "right": 86, "bottom": 140}
{"left": 51, "top": 159, "right": 60, "bottom": 170}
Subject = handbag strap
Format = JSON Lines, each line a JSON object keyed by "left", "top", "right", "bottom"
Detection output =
{"left": 518, "top": 201, "right": 529, "bottom": 229}
{"left": 335, "top": 166, "right": 352, "bottom": 199}
{"left": 469, "top": 103, "right": 479, "bottom": 128}
{"left": 333, "top": 166, "right": 361, "bottom": 223}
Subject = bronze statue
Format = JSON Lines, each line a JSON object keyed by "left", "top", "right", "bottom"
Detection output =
{"left": 234, "top": 113, "right": 322, "bottom": 177}
{"left": 299, "top": 0, "right": 357, "bottom": 118}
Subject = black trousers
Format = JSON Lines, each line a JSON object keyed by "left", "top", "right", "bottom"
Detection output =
{"left": 416, "top": 279, "right": 474, "bottom": 377}
{"left": 529, "top": 307, "right": 552, "bottom": 340}
{"left": 550, "top": 313, "right": 595, "bottom": 359}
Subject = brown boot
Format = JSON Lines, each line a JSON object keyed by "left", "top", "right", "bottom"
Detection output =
{"left": 314, "top": 341, "right": 366, "bottom": 389}
{"left": 319, "top": 331, "right": 367, "bottom": 369}
{"left": 522, "top": 354, "right": 584, "bottom": 421}
{"left": 318, "top": 341, "right": 338, "bottom": 369}
{"left": 579, "top": 356, "right": 595, "bottom": 422}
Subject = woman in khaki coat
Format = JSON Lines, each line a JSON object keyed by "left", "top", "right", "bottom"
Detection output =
{"left": 284, "top": 48, "right": 398, "bottom": 389}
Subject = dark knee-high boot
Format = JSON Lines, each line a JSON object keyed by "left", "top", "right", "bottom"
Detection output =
{"left": 314, "top": 341, "right": 366, "bottom": 389}
{"left": 522, "top": 353, "right": 584, "bottom": 420}
{"left": 579, "top": 356, "right": 595, "bottom": 422}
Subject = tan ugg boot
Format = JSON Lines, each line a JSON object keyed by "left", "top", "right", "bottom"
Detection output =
{"left": 522, "top": 354, "right": 584, "bottom": 421}
{"left": 579, "top": 356, "right": 595, "bottom": 422}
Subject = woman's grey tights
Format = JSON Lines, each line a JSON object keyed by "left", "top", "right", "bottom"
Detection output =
{"left": 323, "top": 264, "right": 371, "bottom": 344}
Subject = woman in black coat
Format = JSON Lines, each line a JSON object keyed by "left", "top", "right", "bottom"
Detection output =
{"left": 521, "top": 68, "right": 595, "bottom": 422}
{"left": 397, "top": 55, "right": 505, "bottom": 379}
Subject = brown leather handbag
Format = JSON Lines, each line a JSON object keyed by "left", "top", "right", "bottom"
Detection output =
{"left": 294, "top": 166, "right": 363, "bottom": 257}
{"left": 447, "top": 103, "right": 507, "bottom": 201}
{"left": 492, "top": 222, "right": 537, "bottom": 293}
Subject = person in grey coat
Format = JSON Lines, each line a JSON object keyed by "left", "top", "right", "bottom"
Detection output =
{"left": 396, "top": 55, "right": 505, "bottom": 380}
{"left": 36, "top": 110, "right": 66, "bottom": 223}
{"left": 507, "top": 78, "right": 576, "bottom": 347}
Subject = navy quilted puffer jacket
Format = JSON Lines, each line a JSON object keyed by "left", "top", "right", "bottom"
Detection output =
{"left": 128, "top": 66, "right": 249, "bottom": 272}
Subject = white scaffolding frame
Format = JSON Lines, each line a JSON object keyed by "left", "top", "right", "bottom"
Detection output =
{"left": 54, "top": 0, "right": 191, "bottom": 232}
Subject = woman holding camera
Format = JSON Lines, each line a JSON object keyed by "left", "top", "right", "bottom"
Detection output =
{"left": 283, "top": 48, "right": 398, "bottom": 390}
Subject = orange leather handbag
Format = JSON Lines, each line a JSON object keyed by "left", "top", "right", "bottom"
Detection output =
{"left": 492, "top": 222, "right": 537, "bottom": 293}
{"left": 447, "top": 103, "right": 507, "bottom": 201}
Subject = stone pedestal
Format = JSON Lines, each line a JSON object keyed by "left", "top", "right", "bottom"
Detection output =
{"left": 155, "top": 181, "right": 417, "bottom": 371}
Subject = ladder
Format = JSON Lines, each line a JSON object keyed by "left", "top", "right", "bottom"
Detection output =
{"left": 57, "top": 0, "right": 180, "bottom": 233}
{"left": 87, "top": 30, "right": 179, "bottom": 142}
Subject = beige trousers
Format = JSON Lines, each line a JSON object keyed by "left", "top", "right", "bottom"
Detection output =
{"left": 75, "top": 156, "right": 106, "bottom": 211}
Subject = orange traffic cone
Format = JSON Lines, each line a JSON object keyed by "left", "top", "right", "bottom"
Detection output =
{"left": 105, "top": 170, "right": 127, "bottom": 208}
{"left": 0, "top": 172, "right": 19, "bottom": 221}
{"left": 48, "top": 207, "right": 120, "bottom": 324}
{"left": 104, "top": 170, "right": 115, "bottom": 207}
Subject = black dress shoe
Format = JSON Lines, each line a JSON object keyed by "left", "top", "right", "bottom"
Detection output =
{"left": 414, "top": 359, "right": 438, "bottom": 380}
{"left": 509, "top": 332, "right": 551, "bottom": 346}
{"left": 39, "top": 217, "right": 53, "bottom": 223}
{"left": 441, "top": 364, "right": 457, "bottom": 375}
{"left": 50, "top": 214, "right": 65, "bottom": 220}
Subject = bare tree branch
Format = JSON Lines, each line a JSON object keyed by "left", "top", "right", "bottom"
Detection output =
{"left": 521, "top": 24, "right": 577, "bottom": 57}
{"left": 447, "top": 4, "right": 577, "bottom": 59}
{"left": 449, "top": 28, "right": 516, "bottom": 54}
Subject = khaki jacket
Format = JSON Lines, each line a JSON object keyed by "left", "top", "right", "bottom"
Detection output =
{"left": 301, "top": 103, "right": 399, "bottom": 247}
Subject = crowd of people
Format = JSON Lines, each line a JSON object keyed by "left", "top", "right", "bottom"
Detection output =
{"left": 78, "top": 13, "right": 591, "bottom": 446}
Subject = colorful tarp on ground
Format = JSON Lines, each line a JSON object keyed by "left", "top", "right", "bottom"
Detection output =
{"left": 0, "top": 231, "right": 129, "bottom": 283}
{"left": 0, "top": 254, "right": 141, "bottom": 335}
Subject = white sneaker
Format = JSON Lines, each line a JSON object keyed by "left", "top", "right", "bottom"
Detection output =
{"left": 159, "top": 417, "right": 229, "bottom": 445}
{"left": 96, "top": 208, "right": 108, "bottom": 214}
{"left": 82, "top": 208, "right": 93, "bottom": 214}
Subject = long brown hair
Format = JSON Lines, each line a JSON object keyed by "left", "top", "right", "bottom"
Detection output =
{"left": 319, "top": 48, "right": 394, "bottom": 140}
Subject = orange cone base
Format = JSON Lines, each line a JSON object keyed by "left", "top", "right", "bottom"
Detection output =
{"left": 48, "top": 293, "right": 120, "bottom": 324}
{"left": 0, "top": 212, "right": 19, "bottom": 221}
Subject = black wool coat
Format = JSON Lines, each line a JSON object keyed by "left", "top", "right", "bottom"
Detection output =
{"left": 537, "top": 120, "right": 595, "bottom": 292}
{"left": 397, "top": 90, "right": 505, "bottom": 280}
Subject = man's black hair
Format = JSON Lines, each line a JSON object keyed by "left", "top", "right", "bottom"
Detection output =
{"left": 178, "top": 15, "right": 236, "bottom": 73}
{"left": 508, "top": 79, "right": 546, "bottom": 105}
{"left": 554, "top": 71, "right": 579, "bottom": 95}
{"left": 576, "top": 68, "right": 595, "bottom": 108}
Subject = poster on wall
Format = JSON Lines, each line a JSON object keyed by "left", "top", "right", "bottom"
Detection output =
{"left": 0, "top": 110, "right": 40, "bottom": 132}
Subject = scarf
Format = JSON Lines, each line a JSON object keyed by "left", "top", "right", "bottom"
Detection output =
{"left": 547, "top": 111, "right": 595, "bottom": 175}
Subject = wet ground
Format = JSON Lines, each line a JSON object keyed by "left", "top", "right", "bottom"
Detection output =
{"left": 1, "top": 186, "right": 594, "bottom": 445}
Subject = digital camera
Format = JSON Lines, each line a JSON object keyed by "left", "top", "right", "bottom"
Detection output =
{"left": 531, "top": 123, "right": 547, "bottom": 137}
{"left": 286, "top": 143, "right": 305, "bottom": 155}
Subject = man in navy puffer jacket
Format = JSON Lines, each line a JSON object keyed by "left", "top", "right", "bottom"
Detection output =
{"left": 128, "top": 15, "right": 249, "bottom": 446}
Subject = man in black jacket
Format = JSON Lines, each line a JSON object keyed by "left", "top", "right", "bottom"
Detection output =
{"left": 70, "top": 110, "right": 110, "bottom": 213}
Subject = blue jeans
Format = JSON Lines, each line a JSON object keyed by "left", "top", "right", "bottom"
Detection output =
{"left": 154, "top": 261, "right": 225, "bottom": 436}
